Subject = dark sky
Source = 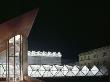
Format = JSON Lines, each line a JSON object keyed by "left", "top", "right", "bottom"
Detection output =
{"left": 28, "top": 1, "right": 110, "bottom": 60}
{"left": 0, "top": 0, "right": 110, "bottom": 60}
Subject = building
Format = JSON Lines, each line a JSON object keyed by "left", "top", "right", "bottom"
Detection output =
{"left": 0, "top": 50, "right": 62, "bottom": 65}
{"left": 28, "top": 51, "right": 62, "bottom": 65}
{"left": 79, "top": 46, "right": 110, "bottom": 67}
{"left": 0, "top": 9, "right": 39, "bottom": 81}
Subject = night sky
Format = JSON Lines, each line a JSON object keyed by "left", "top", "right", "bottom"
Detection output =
{"left": 0, "top": 0, "right": 110, "bottom": 61}
{"left": 28, "top": 1, "right": 110, "bottom": 60}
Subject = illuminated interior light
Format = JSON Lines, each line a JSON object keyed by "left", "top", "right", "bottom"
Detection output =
{"left": 91, "top": 65, "right": 99, "bottom": 75}
{"left": 81, "top": 66, "right": 89, "bottom": 75}
{"left": 15, "top": 35, "right": 20, "bottom": 41}
{"left": 9, "top": 35, "right": 20, "bottom": 43}
{"left": 0, "top": 64, "right": 107, "bottom": 77}
{"left": 72, "top": 65, "right": 79, "bottom": 75}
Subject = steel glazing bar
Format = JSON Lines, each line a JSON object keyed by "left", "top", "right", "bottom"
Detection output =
{"left": 6, "top": 42, "right": 7, "bottom": 81}
{"left": 14, "top": 36, "right": 15, "bottom": 82}
{"left": 20, "top": 35, "right": 23, "bottom": 81}
{"left": 21, "top": 35, "right": 23, "bottom": 80}
{"left": 7, "top": 40, "right": 9, "bottom": 82}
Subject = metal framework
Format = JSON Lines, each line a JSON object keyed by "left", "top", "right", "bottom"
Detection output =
{"left": 0, "top": 64, "right": 108, "bottom": 78}
{"left": 28, "top": 65, "right": 108, "bottom": 77}
{"left": 0, "top": 9, "right": 38, "bottom": 82}
{"left": 5, "top": 35, "right": 23, "bottom": 82}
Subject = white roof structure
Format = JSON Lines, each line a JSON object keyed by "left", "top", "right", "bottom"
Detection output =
{"left": 28, "top": 51, "right": 62, "bottom": 57}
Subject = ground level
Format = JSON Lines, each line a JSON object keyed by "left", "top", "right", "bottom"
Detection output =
{"left": 0, "top": 76, "right": 109, "bottom": 82}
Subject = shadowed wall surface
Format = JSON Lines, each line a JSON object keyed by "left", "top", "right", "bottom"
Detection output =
{"left": 37, "top": 76, "right": 108, "bottom": 82}
{"left": 0, "top": 76, "right": 108, "bottom": 82}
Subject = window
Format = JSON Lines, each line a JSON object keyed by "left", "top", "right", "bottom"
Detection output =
{"left": 88, "top": 56, "right": 90, "bottom": 60}
{"left": 103, "top": 52, "right": 107, "bottom": 57}
{"left": 94, "top": 55, "right": 98, "bottom": 58}
{"left": 80, "top": 57, "right": 83, "bottom": 61}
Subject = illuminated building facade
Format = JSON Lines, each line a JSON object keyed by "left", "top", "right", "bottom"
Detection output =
{"left": 0, "top": 51, "right": 62, "bottom": 65}
{"left": 28, "top": 51, "right": 62, "bottom": 65}
{"left": 79, "top": 46, "right": 110, "bottom": 67}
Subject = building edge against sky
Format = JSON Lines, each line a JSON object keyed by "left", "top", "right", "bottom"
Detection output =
{"left": 79, "top": 45, "right": 110, "bottom": 68}
{"left": 0, "top": 9, "right": 39, "bottom": 81}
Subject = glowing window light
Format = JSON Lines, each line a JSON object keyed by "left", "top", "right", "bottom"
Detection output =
{"left": 62, "top": 65, "right": 68, "bottom": 75}
{"left": 2, "top": 71, "right": 6, "bottom": 77}
{"left": 55, "top": 71, "right": 64, "bottom": 77}
{"left": 28, "top": 71, "right": 32, "bottom": 76}
{"left": 86, "top": 71, "right": 94, "bottom": 76}
{"left": 50, "top": 65, "right": 57, "bottom": 76}
{"left": 0, "top": 65, "right": 5, "bottom": 77}
{"left": 33, "top": 71, "right": 41, "bottom": 77}
{"left": 30, "top": 65, "right": 40, "bottom": 71}
{"left": 0, "top": 65, "right": 107, "bottom": 77}
{"left": 91, "top": 65, "right": 99, "bottom": 75}
{"left": 30, "top": 71, "right": 37, "bottom": 77}
{"left": 43, "top": 71, "right": 53, "bottom": 77}
{"left": 15, "top": 35, "right": 20, "bottom": 41}
{"left": 66, "top": 65, "right": 73, "bottom": 70}
{"left": 9, "top": 38, "right": 14, "bottom": 43}
{"left": 64, "top": 65, "right": 74, "bottom": 76}
{"left": 95, "top": 71, "right": 103, "bottom": 76}
{"left": 54, "top": 65, "right": 64, "bottom": 77}
{"left": 43, "top": 65, "right": 52, "bottom": 71}
{"left": 15, "top": 52, "right": 19, "bottom": 56}
{"left": 66, "top": 71, "right": 75, "bottom": 76}
{"left": 43, "top": 65, "right": 53, "bottom": 77}
{"left": 28, "top": 65, "right": 32, "bottom": 71}
{"left": 55, "top": 65, "right": 63, "bottom": 71}
{"left": 9, "top": 35, "right": 20, "bottom": 43}
{"left": 76, "top": 71, "right": 85, "bottom": 76}
{"left": 39, "top": 65, "right": 45, "bottom": 76}
{"left": 72, "top": 65, "right": 79, "bottom": 75}
{"left": 81, "top": 66, "right": 89, "bottom": 75}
